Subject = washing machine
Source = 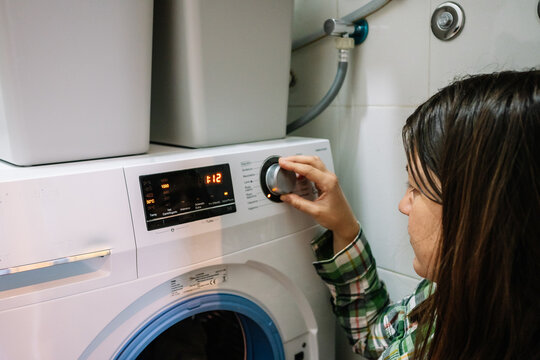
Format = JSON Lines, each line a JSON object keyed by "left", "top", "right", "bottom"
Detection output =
{"left": 0, "top": 137, "right": 336, "bottom": 360}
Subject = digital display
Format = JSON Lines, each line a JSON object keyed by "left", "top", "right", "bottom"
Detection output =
{"left": 205, "top": 172, "right": 222, "bottom": 184}
{"left": 140, "top": 164, "right": 236, "bottom": 230}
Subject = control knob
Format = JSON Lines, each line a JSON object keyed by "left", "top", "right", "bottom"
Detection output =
{"left": 260, "top": 156, "right": 297, "bottom": 202}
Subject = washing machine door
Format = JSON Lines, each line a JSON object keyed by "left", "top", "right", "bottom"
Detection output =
{"left": 116, "top": 293, "right": 285, "bottom": 360}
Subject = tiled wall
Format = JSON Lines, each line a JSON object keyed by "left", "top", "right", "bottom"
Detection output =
{"left": 289, "top": 0, "right": 540, "bottom": 358}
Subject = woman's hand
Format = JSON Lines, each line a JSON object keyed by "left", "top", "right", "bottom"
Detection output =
{"left": 279, "top": 155, "right": 360, "bottom": 254}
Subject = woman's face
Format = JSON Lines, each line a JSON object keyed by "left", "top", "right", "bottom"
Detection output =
{"left": 398, "top": 164, "right": 442, "bottom": 280}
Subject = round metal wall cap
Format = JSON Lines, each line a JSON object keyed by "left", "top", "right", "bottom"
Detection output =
{"left": 431, "top": 2, "right": 465, "bottom": 41}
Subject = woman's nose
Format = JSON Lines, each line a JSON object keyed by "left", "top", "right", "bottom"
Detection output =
{"left": 398, "top": 193, "right": 410, "bottom": 215}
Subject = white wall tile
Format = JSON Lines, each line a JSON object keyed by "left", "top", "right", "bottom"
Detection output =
{"left": 345, "top": 106, "right": 417, "bottom": 277}
{"left": 337, "top": 0, "right": 431, "bottom": 106}
{"left": 377, "top": 267, "right": 421, "bottom": 302}
{"left": 429, "top": 0, "right": 540, "bottom": 93}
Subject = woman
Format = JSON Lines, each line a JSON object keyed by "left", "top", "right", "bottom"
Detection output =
{"left": 279, "top": 70, "right": 540, "bottom": 360}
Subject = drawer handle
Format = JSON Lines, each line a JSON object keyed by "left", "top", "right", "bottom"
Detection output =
{"left": 0, "top": 249, "right": 111, "bottom": 276}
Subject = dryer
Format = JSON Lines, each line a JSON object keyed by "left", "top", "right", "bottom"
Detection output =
{"left": 0, "top": 137, "right": 336, "bottom": 359}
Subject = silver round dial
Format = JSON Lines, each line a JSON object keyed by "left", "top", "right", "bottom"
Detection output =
{"left": 265, "top": 163, "right": 297, "bottom": 196}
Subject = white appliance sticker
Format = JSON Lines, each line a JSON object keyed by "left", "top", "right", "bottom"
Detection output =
{"left": 170, "top": 266, "right": 228, "bottom": 297}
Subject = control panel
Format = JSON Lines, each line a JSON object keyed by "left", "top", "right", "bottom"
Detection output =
{"left": 140, "top": 164, "right": 236, "bottom": 230}
{"left": 130, "top": 138, "right": 331, "bottom": 233}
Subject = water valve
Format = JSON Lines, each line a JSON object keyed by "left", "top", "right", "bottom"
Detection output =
{"left": 324, "top": 18, "right": 369, "bottom": 45}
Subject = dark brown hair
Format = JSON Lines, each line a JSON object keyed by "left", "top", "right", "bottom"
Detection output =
{"left": 403, "top": 70, "right": 540, "bottom": 360}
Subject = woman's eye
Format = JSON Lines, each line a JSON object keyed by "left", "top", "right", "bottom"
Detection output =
{"left": 407, "top": 183, "right": 420, "bottom": 197}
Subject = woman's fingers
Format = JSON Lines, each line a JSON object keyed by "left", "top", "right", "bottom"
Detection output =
{"left": 279, "top": 156, "right": 333, "bottom": 190}
{"left": 280, "top": 155, "right": 327, "bottom": 169}
{"left": 280, "top": 193, "right": 321, "bottom": 218}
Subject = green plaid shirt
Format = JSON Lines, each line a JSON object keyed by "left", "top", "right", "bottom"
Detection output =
{"left": 312, "top": 226, "right": 434, "bottom": 360}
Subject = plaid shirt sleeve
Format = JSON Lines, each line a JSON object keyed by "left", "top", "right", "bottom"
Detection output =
{"left": 311, "top": 226, "right": 434, "bottom": 360}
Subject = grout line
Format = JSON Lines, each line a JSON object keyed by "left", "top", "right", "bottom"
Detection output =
{"left": 376, "top": 266, "right": 421, "bottom": 280}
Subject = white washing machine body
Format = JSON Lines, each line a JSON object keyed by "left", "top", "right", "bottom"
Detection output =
{"left": 0, "top": 137, "right": 336, "bottom": 360}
